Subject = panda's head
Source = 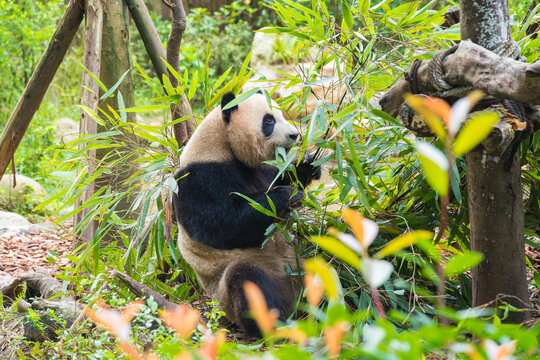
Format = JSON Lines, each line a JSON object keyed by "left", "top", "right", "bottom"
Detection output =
{"left": 221, "top": 92, "right": 299, "bottom": 168}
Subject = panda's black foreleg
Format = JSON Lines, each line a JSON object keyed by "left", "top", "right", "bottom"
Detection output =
{"left": 294, "top": 153, "right": 322, "bottom": 187}
{"left": 225, "top": 260, "right": 292, "bottom": 338}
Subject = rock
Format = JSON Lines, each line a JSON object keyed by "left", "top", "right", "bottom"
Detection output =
{"left": 0, "top": 174, "right": 47, "bottom": 201}
{"left": 23, "top": 299, "right": 80, "bottom": 342}
{"left": 19, "top": 272, "right": 66, "bottom": 299}
{"left": 251, "top": 29, "right": 296, "bottom": 69}
{"left": 0, "top": 222, "right": 56, "bottom": 236}
{"left": 244, "top": 60, "right": 348, "bottom": 120}
{"left": 23, "top": 310, "right": 76, "bottom": 342}
{"left": 0, "top": 211, "right": 31, "bottom": 230}
{"left": 17, "top": 299, "right": 31, "bottom": 313}
{"left": 53, "top": 117, "right": 79, "bottom": 144}
{"left": 0, "top": 271, "right": 22, "bottom": 299}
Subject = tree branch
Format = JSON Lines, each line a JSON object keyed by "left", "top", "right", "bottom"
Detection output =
{"left": 378, "top": 40, "right": 540, "bottom": 117}
{"left": 0, "top": 0, "right": 84, "bottom": 179}
{"left": 125, "top": 0, "right": 195, "bottom": 146}
{"left": 112, "top": 270, "right": 178, "bottom": 309}
{"left": 164, "top": 0, "right": 194, "bottom": 145}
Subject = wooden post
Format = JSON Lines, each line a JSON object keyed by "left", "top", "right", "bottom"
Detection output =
{"left": 126, "top": 0, "right": 195, "bottom": 146}
{"left": 73, "top": 0, "right": 103, "bottom": 247}
{"left": 460, "top": 0, "right": 531, "bottom": 323}
{"left": 0, "top": 0, "right": 84, "bottom": 179}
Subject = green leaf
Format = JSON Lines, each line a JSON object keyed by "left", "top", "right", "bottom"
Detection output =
{"left": 222, "top": 87, "right": 260, "bottom": 110}
{"left": 311, "top": 236, "right": 362, "bottom": 270}
{"left": 231, "top": 192, "right": 275, "bottom": 217}
{"left": 99, "top": 69, "right": 130, "bottom": 100}
{"left": 304, "top": 257, "right": 341, "bottom": 301}
{"left": 212, "top": 66, "right": 232, "bottom": 90}
{"left": 445, "top": 251, "right": 483, "bottom": 276}
{"left": 342, "top": 1, "right": 353, "bottom": 29}
{"left": 117, "top": 91, "right": 127, "bottom": 122}
{"left": 415, "top": 141, "right": 449, "bottom": 196}
{"left": 375, "top": 230, "right": 434, "bottom": 259}
{"left": 120, "top": 104, "right": 168, "bottom": 112}
{"left": 188, "top": 70, "right": 198, "bottom": 100}
{"left": 79, "top": 62, "right": 107, "bottom": 92}
{"left": 452, "top": 111, "right": 500, "bottom": 156}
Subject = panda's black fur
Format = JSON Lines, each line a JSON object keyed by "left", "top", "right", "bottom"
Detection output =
{"left": 173, "top": 92, "right": 320, "bottom": 337}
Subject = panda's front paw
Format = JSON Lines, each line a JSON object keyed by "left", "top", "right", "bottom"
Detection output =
{"left": 289, "top": 188, "right": 304, "bottom": 208}
{"left": 296, "top": 154, "right": 322, "bottom": 186}
{"left": 274, "top": 186, "right": 304, "bottom": 209}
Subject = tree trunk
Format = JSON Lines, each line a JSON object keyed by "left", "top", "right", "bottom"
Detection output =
{"left": 0, "top": 0, "right": 84, "bottom": 179}
{"left": 95, "top": 0, "right": 138, "bottom": 243}
{"left": 74, "top": 0, "right": 103, "bottom": 248}
{"left": 460, "top": 0, "right": 530, "bottom": 323}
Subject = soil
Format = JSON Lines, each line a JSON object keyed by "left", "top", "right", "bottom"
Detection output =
{"left": 0, "top": 224, "right": 73, "bottom": 275}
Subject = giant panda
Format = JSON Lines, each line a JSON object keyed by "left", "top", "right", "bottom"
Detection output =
{"left": 173, "top": 91, "right": 320, "bottom": 336}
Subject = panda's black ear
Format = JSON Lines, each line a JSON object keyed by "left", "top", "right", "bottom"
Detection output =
{"left": 221, "top": 92, "right": 238, "bottom": 123}
{"left": 256, "top": 89, "right": 263, "bottom": 95}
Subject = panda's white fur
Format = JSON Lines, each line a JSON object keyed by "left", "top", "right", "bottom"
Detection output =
{"left": 173, "top": 92, "right": 320, "bottom": 336}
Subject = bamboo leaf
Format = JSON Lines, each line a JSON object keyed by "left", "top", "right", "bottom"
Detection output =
{"left": 452, "top": 111, "right": 500, "bottom": 156}
{"left": 188, "top": 70, "right": 198, "bottom": 100}
{"left": 375, "top": 230, "right": 434, "bottom": 259}
{"left": 79, "top": 62, "right": 107, "bottom": 92}
{"left": 415, "top": 141, "right": 449, "bottom": 196}
{"left": 120, "top": 105, "right": 168, "bottom": 112}
{"left": 311, "top": 236, "right": 362, "bottom": 270}
{"left": 445, "top": 251, "right": 483, "bottom": 276}
{"left": 222, "top": 88, "right": 260, "bottom": 110}
{"left": 342, "top": 0, "right": 353, "bottom": 28}
{"left": 99, "top": 69, "right": 130, "bottom": 100}
{"left": 304, "top": 258, "right": 341, "bottom": 300}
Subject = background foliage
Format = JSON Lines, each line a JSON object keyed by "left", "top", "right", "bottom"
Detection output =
{"left": 0, "top": 0, "right": 539, "bottom": 359}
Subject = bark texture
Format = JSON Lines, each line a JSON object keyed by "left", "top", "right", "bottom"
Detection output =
{"left": 74, "top": 0, "right": 103, "bottom": 248}
{"left": 378, "top": 41, "right": 540, "bottom": 117}
{"left": 466, "top": 150, "right": 530, "bottom": 320}
{"left": 126, "top": 0, "right": 195, "bottom": 145}
{"left": 460, "top": 0, "right": 530, "bottom": 323}
{"left": 94, "top": 0, "right": 138, "bottom": 243}
{"left": 0, "top": 0, "right": 84, "bottom": 179}
{"left": 163, "top": 0, "right": 195, "bottom": 145}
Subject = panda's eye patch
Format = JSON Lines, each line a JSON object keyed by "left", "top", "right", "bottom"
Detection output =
{"left": 262, "top": 114, "right": 276, "bottom": 137}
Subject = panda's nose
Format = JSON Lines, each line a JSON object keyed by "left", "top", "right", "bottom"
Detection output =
{"left": 288, "top": 132, "right": 299, "bottom": 141}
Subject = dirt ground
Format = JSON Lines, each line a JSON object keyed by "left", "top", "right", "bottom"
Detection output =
{"left": 0, "top": 224, "right": 73, "bottom": 275}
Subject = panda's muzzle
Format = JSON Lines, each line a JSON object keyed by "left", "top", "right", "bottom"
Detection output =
{"left": 288, "top": 132, "right": 299, "bottom": 141}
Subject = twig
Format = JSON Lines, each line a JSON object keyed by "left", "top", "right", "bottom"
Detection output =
{"left": 112, "top": 270, "right": 178, "bottom": 309}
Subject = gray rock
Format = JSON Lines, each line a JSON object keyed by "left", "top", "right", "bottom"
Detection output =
{"left": 53, "top": 117, "right": 79, "bottom": 144}
{"left": 0, "top": 271, "right": 21, "bottom": 299}
{"left": 0, "top": 211, "right": 31, "bottom": 230}
{"left": 0, "top": 222, "right": 56, "bottom": 236}
{"left": 0, "top": 174, "right": 47, "bottom": 201}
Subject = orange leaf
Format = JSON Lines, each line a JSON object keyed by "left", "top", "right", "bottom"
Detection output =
{"left": 161, "top": 304, "right": 201, "bottom": 338}
{"left": 118, "top": 341, "right": 145, "bottom": 360}
{"left": 342, "top": 208, "right": 364, "bottom": 245}
{"left": 424, "top": 97, "right": 451, "bottom": 126}
{"left": 85, "top": 307, "right": 131, "bottom": 341}
{"left": 304, "top": 272, "right": 324, "bottom": 307}
{"left": 197, "top": 330, "right": 226, "bottom": 360}
{"left": 274, "top": 327, "right": 308, "bottom": 343}
{"left": 243, "top": 281, "right": 278, "bottom": 334}
{"left": 121, "top": 300, "right": 144, "bottom": 323}
{"left": 324, "top": 321, "right": 350, "bottom": 358}
{"left": 172, "top": 353, "right": 193, "bottom": 360}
